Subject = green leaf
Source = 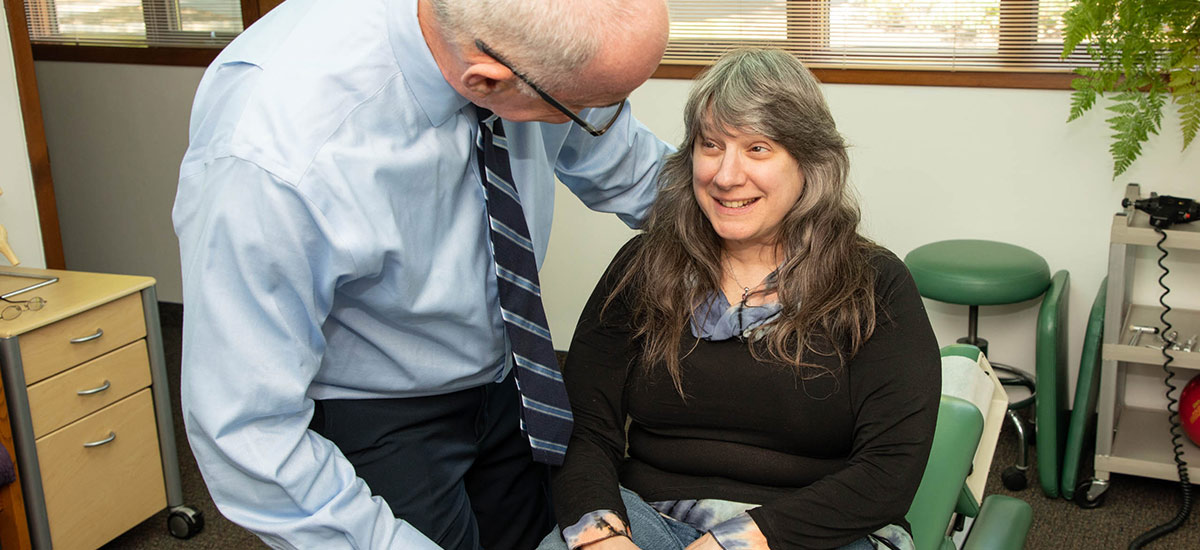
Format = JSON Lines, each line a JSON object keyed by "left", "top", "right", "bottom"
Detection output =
{"left": 1169, "top": 50, "right": 1200, "bottom": 148}
{"left": 1069, "top": 88, "right": 1099, "bottom": 122}
{"left": 1176, "top": 78, "right": 1200, "bottom": 149}
{"left": 1182, "top": 111, "right": 1200, "bottom": 150}
{"left": 1105, "top": 101, "right": 1139, "bottom": 115}
{"left": 1063, "top": 0, "right": 1200, "bottom": 176}
{"left": 1068, "top": 74, "right": 1106, "bottom": 121}
{"left": 1112, "top": 91, "right": 1142, "bottom": 102}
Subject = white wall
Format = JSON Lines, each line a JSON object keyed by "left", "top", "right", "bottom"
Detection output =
{"left": 0, "top": 4, "right": 45, "bottom": 267}
{"left": 33, "top": 62, "right": 202, "bottom": 301}
{"left": 32, "top": 62, "right": 1200, "bottom": 402}
{"left": 542, "top": 79, "right": 1200, "bottom": 405}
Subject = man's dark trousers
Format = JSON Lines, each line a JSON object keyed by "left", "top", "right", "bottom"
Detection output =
{"left": 309, "top": 371, "right": 553, "bottom": 550}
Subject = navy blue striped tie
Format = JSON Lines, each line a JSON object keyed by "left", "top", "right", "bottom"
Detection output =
{"left": 476, "top": 109, "right": 573, "bottom": 465}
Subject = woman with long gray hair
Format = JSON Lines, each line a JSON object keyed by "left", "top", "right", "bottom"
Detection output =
{"left": 541, "top": 49, "right": 940, "bottom": 550}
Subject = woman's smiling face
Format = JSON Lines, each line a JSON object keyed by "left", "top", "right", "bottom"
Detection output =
{"left": 692, "top": 125, "right": 805, "bottom": 253}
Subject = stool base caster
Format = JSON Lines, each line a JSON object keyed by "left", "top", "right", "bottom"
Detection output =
{"left": 1001, "top": 466, "right": 1028, "bottom": 491}
{"left": 1073, "top": 479, "right": 1107, "bottom": 509}
{"left": 168, "top": 505, "right": 205, "bottom": 539}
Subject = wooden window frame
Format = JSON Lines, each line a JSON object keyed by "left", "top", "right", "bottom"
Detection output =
{"left": 29, "top": 0, "right": 261, "bottom": 65}
{"left": 29, "top": 0, "right": 1079, "bottom": 90}
{"left": 5, "top": 0, "right": 65, "bottom": 269}
{"left": 657, "top": 0, "right": 1079, "bottom": 89}
{"left": 653, "top": 65, "right": 1075, "bottom": 90}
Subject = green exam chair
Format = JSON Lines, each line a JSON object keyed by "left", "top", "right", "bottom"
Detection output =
{"left": 906, "top": 345, "right": 1033, "bottom": 550}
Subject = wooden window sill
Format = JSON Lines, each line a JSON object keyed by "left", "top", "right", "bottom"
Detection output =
{"left": 31, "top": 44, "right": 221, "bottom": 66}
{"left": 31, "top": 45, "right": 1078, "bottom": 90}
{"left": 655, "top": 64, "right": 1078, "bottom": 90}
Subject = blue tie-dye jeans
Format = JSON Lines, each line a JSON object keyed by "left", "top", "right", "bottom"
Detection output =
{"left": 537, "top": 486, "right": 912, "bottom": 550}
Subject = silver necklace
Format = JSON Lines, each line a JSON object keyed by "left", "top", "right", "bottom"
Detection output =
{"left": 729, "top": 271, "right": 752, "bottom": 303}
{"left": 726, "top": 262, "right": 765, "bottom": 304}
{"left": 726, "top": 263, "right": 763, "bottom": 341}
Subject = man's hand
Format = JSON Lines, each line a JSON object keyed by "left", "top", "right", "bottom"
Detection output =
{"left": 582, "top": 536, "right": 642, "bottom": 550}
{"left": 685, "top": 533, "right": 723, "bottom": 550}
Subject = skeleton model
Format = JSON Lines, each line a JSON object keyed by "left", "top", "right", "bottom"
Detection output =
{"left": 0, "top": 187, "right": 19, "bottom": 266}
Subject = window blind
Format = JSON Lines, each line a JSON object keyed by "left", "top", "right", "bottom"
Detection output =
{"left": 24, "top": 0, "right": 242, "bottom": 47}
{"left": 666, "top": 0, "right": 1090, "bottom": 71}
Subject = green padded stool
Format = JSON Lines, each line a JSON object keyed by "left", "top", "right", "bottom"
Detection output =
{"left": 905, "top": 239, "right": 1054, "bottom": 493}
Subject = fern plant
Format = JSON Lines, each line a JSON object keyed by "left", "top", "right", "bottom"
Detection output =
{"left": 1062, "top": 0, "right": 1200, "bottom": 177}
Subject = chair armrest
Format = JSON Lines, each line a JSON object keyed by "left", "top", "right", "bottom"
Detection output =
{"left": 962, "top": 495, "right": 1032, "bottom": 550}
{"left": 906, "top": 396, "right": 983, "bottom": 549}
{"left": 956, "top": 484, "right": 980, "bottom": 518}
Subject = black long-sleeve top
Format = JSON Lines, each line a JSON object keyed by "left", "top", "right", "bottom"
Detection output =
{"left": 551, "top": 237, "right": 941, "bottom": 550}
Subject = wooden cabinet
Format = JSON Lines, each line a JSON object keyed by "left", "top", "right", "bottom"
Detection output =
{"left": 0, "top": 380, "right": 32, "bottom": 550}
{"left": 18, "top": 294, "right": 147, "bottom": 385}
{"left": 27, "top": 341, "right": 152, "bottom": 439}
{"left": 0, "top": 267, "right": 196, "bottom": 549}
{"left": 38, "top": 390, "right": 164, "bottom": 549}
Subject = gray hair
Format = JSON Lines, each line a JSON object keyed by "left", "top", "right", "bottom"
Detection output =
{"left": 606, "top": 48, "right": 880, "bottom": 391}
{"left": 679, "top": 48, "right": 848, "bottom": 198}
{"left": 430, "top": 0, "right": 639, "bottom": 95}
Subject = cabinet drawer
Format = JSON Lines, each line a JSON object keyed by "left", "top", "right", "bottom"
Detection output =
{"left": 19, "top": 293, "right": 146, "bottom": 385}
{"left": 36, "top": 389, "right": 165, "bottom": 550}
{"left": 27, "top": 341, "right": 151, "bottom": 438}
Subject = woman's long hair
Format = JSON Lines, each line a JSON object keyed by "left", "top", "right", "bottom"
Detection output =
{"left": 607, "top": 49, "right": 881, "bottom": 393}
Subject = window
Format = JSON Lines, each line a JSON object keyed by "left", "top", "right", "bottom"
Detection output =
{"left": 665, "top": 0, "right": 1089, "bottom": 84}
{"left": 24, "top": 0, "right": 243, "bottom": 47}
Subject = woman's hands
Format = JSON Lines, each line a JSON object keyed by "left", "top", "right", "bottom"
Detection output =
{"left": 576, "top": 530, "right": 745, "bottom": 550}
{"left": 581, "top": 536, "right": 642, "bottom": 550}
{"left": 685, "top": 533, "right": 724, "bottom": 550}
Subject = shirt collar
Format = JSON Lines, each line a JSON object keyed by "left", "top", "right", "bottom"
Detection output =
{"left": 691, "top": 291, "right": 783, "bottom": 342}
{"left": 387, "top": 0, "right": 471, "bottom": 127}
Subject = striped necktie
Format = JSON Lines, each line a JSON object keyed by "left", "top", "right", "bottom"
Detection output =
{"left": 476, "top": 109, "right": 574, "bottom": 465}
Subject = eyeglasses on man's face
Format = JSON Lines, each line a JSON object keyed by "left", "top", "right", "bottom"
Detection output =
{"left": 474, "top": 40, "right": 626, "bottom": 137}
{"left": 1, "top": 295, "right": 45, "bottom": 321}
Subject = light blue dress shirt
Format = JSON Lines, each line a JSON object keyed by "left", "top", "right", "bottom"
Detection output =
{"left": 172, "top": 0, "right": 671, "bottom": 547}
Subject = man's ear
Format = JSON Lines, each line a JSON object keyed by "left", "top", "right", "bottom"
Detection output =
{"left": 462, "top": 62, "right": 515, "bottom": 97}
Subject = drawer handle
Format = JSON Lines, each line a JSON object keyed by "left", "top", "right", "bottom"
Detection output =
{"left": 70, "top": 329, "right": 104, "bottom": 344}
{"left": 77, "top": 380, "right": 111, "bottom": 396}
{"left": 83, "top": 432, "right": 116, "bottom": 448}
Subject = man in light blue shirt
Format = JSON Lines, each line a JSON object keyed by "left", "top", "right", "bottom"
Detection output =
{"left": 172, "top": 0, "right": 672, "bottom": 548}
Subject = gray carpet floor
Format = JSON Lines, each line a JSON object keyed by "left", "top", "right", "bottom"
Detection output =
{"left": 99, "top": 307, "right": 1200, "bottom": 549}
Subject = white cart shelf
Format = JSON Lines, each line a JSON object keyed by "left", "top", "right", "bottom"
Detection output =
{"left": 1099, "top": 406, "right": 1200, "bottom": 482}
{"left": 1101, "top": 304, "right": 1200, "bottom": 370}
{"left": 1092, "top": 184, "right": 1200, "bottom": 495}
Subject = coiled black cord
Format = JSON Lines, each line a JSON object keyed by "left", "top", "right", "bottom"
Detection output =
{"left": 1129, "top": 228, "right": 1192, "bottom": 549}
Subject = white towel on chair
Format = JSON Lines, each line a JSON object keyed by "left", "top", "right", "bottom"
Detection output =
{"left": 941, "top": 355, "right": 994, "bottom": 420}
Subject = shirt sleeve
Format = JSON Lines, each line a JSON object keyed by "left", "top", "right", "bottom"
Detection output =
{"left": 552, "top": 106, "right": 674, "bottom": 228}
{"left": 708, "top": 513, "right": 769, "bottom": 550}
{"left": 173, "top": 157, "right": 439, "bottom": 550}
{"left": 746, "top": 253, "right": 942, "bottom": 549}
{"left": 562, "top": 510, "right": 632, "bottom": 550}
{"left": 551, "top": 237, "right": 644, "bottom": 530}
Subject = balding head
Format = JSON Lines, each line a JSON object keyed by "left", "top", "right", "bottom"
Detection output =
{"left": 430, "top": 0, "right": 668, "bottom": 97}
{"left": 570, "top": 1, "right": 669, "bottom": 100}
